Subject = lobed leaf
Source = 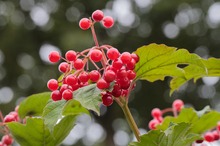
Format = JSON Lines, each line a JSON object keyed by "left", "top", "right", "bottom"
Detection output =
{"left": 18, "top": 92, "right": 51, "bottom": 119}
{"left": 129, "top": 123, "right": 200, "bottom": 146}
{"left": 170, "top": 58, "right": 220, "bottom": 93}
{"left": 157, "top": 107, "right": 220, "bottom": 134}
{"left": 134, "top": 44, "right": 205, "bottom": 82}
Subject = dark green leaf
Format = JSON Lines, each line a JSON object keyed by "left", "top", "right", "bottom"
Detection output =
{"left": 74, "top": 84, "right": 102, "bottom": 115}
{"left": 18, "top": 92, "right": 51, "bottom": 119}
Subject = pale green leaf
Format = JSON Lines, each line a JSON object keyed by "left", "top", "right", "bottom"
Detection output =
{"left": 134, "top": 44, "right": 205, "bottom": 83}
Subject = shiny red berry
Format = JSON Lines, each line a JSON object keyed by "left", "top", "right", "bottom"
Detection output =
{"left": 58, "top": 62, "right": 69, "bottom": 73}
{"left": 51, "top": 90, "right": 62, "bottom": 101}
{"left": 62, "top": 89, "right": 73, "bottom": 100}
{"left": 73, "top": 59, "right": 84, "bottom": 70}
{"left": 78, "top": 72, "right": 89, "bottom": 83}
{"left": 97, "top": 79, "right": 109, "bottom": 89}
{"left": 151, "top": 108, "right": 162, "bottom": 119}
{"left": 79, "top": 18, "right": 91, "bottom": 30}
{"left": 48, "top": 51, "right": 60, "bottom": 63}
{"left": 89, "top": 70, "right": 101, "bottom": 82}
{"left": 92, "top": 10, "right": 104, "bottom": 22}
{"left": 47, "top": 79, "right": 59, "bottom": 91}
{"left": 107, "top": 48, "right": 120, "bottom": 60}
{"left": 172, "top": 99, "right": 184, "bottom": 112}
{"left": 3, "top": 115, "right": 16, "bottom": 123}
{"left": 120, "top": 52, "right": 132, "bottom": 64}
{"left": 148, "top": 119, "right": 159, "bottom": 130}
{"left": 102, "top": 94, "right": 113, "bottom": 106}
{"left": 2, "top": 135, "right": 13, "bottom": 145}
{"left": 104, "top": 70, "right": 116, "bottom": 83}
{"left": 102, "top": 16, "right": 114, "bottom": 28}
{"left": 65, "top": 50, "right": 77, "bottom": 61}
{"left": 65, "top": 75, "right": 77, "bottom": 86}
{"left": 204, "top": 132, "right": 214, "bottom": 142}
{"left": 90, "top": 49, "right": 103, "bottom": 62}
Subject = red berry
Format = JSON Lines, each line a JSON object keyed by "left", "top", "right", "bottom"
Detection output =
{"left": 79, "top": 18, "right": 91, "bottom": 30}
{"left": 151, "top": 108, "right": 162, "bottom": 119}
{"left": 212, "top": 130, "right": 219, "bottom": 140}
{"left": 60, "top": 84, "right": 73, "bottom": 94}
{"left": 117, "top": 77, "right": 130, "bottom": 89}
{"left": 62, "top": 89, "right": 73, "bottom": 100}
{"left": 73, "top": 59, "right": 84, "bottom": 70}
{"left": 131, "top": 53, "right": 139, "bottom": 63}
{"left": 51, "top": 90, "right": 62, "bottom": 101}
{"left": 65, "top": 50, "right": 77, "bottom": 61}
{"left": 3, "top": 115, "right": 16, "bottom": 123}
{"left": 102, "top": 94, "right": 113, "bottom": 106}
{"left": 65, "top": 75, "right": 78, "bottom": 86}
{"left": 112, "top": 59, "right": 123, "bottom": 70}
{"left": 117, "top": 69, "right": 127, "bottom": 79}
{"left": 90, "top": 49, "right": 103, "bottom": 62}
{"left": 126, "top": 59, "right": 136, "bottom": 70}
{"left": 107, "top": 48, "right": 120, "bottom": 60}
{"left": 47, "top": 79, "right": 59, "bottom": 91}
{"left": 120, "top": 52, "right": 132, "bottom": 64}
{"left": 71, "top": 83, "right": 79, "bottom": 91}
{"left": 9, "top": 112, "right": 19, "bottom": 121}
{"left": 112, "top": 84, "right": 122, "bottom": 97}
{"left": 148, "top": 119, "right": 159, "bottom": 130}
{"left": 58, "top": 62, "right": 69, "bottom": 73}
{"left": 121, "top": 89, "right": 128, "bottom": 97}
{"left": 48, "top": 51, "right": 60, "bottom": 63}
{"left": 102, "top": 16, "right": 114, "bottom": 28}
{"left": 92, "top": 10, "right": 104, "bottom": 22}
{"left": 78, "top": 72, "right": 89, "bottom": 83}
{"left": 104, "top": 70, "right": 116, "bottom": 83}
{"left": 97, "top": 79, "right": 109, "bottom": 89}
{"left": 172, "top": 99, "right": 184, "bottom": 112}
{"left": 127, "top": 70, "right": 136, "bottom": 80}
{"left": 2, "top": 135, "right": 13, "bottom": 145}
{"left": 89, "top": 70, "right": 101, "bottom": 82}
{"left": 204, "top": 132, "right": 214, "bottom": 142}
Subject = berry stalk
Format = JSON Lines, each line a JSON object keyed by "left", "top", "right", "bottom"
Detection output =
{"left": 120, "top": 102, "right": 140, "bottom": 142}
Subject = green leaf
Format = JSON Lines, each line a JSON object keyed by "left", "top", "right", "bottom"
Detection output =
{"left": 74, "top": 84, "right": 102, "bottom": 115}
{"left": 157, "top": 107, "right": 220, "bottom": 134}
{"left": 134, "top": 44, "right": 205, "bottom": 82}
{"left": 18, "top": 92, "right": 51, "bottom": 119}
{"left": 170, "top": 58, "right": 220, "bottom": 93}
{"left": 7, "top": 118, "right": 57, "bottom": 146}
{"left": 53, "top": 115, "right": 77, "bottom": 144}
{"left": 42, "top": 100, "right": 66, "bottom": 132}
{"left": 63, "top": 100, "right": 90, "bottom": 116}
{"left": 129, "top": 123, "right": 200, "bottom": 146}
{"left": 7, "top": 117, "right": 77, "bottom": 146}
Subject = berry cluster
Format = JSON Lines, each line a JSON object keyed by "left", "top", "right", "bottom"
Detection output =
{"left": 47, "top": 10, "right": 139, "bottom": 106}
{"left": 79, "top": 10, "right": 114, "bottom": 30}
{"left": 148, "top": 99, "right": 184, "bottom": 130}
{"left": 0, "top": 106, "right": 20, "bottom": 146}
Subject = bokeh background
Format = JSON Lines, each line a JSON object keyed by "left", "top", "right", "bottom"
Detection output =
{"left": 0, "top": 0, "right": 220, "bottom": 145}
